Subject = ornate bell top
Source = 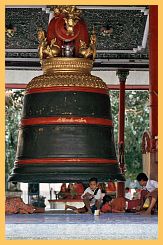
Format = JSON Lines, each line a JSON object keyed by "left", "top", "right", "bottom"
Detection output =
{"left": 37, "top": 5, "right": 97, "bottom": 69}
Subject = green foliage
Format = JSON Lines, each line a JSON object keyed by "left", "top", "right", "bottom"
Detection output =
{"left": 5, "top": 89, "right": 24, "bottom": 181}
{"left": 110, "top": 90, "right": 149, "bottom": 180}
{"left": 5, "top": 89, "right": 149, "bottom": 182}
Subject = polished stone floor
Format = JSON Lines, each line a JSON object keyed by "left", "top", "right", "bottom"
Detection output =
{"left": 6, "top": 212, "right": 158, "bottom": 240}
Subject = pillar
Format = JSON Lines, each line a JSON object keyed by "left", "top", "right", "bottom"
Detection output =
{"left": 148, "top": 6, "right": 158, "bottom": 180}
{"left": 116, "top": 70, "right": 129, "bottom": 197}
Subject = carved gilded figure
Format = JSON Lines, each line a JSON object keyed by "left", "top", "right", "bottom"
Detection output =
{"left": 63, "top": 17, "right": 79, "bottom": 36}
{"left": 38, "top": 30, "right": 61, "bottom": 62}
{"left": 79, "top": 28, "right": 96, "bottom": 60}
{"left": 37, "top": 29, "right": 48, "bottom": 63}
{"left": 50, "top": 38, "right": 61, "bottom": 57}
{"left": 54, "top": 5, "right": 81, "bottom": 36}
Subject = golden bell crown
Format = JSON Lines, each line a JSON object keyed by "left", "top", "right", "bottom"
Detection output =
{"left": 37, "top": 5, "right": 97, "bottom": 65}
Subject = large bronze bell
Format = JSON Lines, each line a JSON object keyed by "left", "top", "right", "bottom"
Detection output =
{"left": 8, "top": 6, "right": 125, "bottom": 183}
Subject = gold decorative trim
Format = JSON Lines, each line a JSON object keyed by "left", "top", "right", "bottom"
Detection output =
{"left": 26, "top": 73, "right": 107, "bottom": 90}
{"left": 26, "top": 58, "right": 107, "bottom": 90}
{"left": 42, "top": 57, "right": 93, "bottom": 74}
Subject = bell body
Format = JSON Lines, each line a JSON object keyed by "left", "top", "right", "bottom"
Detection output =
{"left": 9, "top": 58, "right": 125, "bottom": 183}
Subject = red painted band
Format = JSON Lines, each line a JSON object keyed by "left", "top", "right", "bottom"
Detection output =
{"left": 25, "top": 86, "right": 108, "bottom": 95}
{"left": 15, "top": 158, "right": 117, "bottom": 164}
{"left": 21, "top": 117, "right": 113, "bottom": 127}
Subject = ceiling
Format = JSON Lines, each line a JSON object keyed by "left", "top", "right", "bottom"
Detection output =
{"left": 5, "top": 5, "right": 149, "bottom": 71}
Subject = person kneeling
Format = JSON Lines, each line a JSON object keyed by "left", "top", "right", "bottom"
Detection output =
{"left": 100, "top": 195, "right": 126, "bottom": 213}
{"left": 136, "top": 172, "right": 158, "bottom": 215}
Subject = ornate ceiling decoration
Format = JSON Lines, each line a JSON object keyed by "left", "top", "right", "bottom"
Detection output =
{"left": 5, "top": 6, "right": 149, "bottom": 71}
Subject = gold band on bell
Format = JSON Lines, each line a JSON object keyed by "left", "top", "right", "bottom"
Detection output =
{"left": 26, "top": 58, "right": 107, "bottom": 90}
{"left": 42, "top": 57, "right": 93, "bottom": 74}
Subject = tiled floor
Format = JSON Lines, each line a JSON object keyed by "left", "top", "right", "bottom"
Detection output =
{"left": 5, "top": 212, "right": 158, "bottom": 240}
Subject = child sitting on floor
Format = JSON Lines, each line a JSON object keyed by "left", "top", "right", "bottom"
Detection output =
{"left": 65, "top": 177, "right": 102, "bottom": 214}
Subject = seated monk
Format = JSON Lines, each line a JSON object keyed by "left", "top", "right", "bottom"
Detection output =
{"left": 67, "top": 183, "right": 77, "bottom": 199}
{"left": 73, "top": 182, "right": 84, "bottom": 198}
{"left": 5, "top": 197, "right": 35, "bottom": 214}
{"left": 58, "top": 183, "right": 69, "bottom": 199}
{"left": 106, "top": 180, "right": 116, "bottom": 194}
